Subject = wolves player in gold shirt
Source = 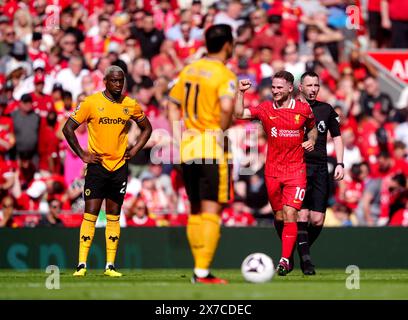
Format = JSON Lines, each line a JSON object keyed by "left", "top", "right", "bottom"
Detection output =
{"left": 63, "top": 66, "right": 152, "bottom": 277}
{"left": 168, "top": 24, "right": 237, "bottom": 284}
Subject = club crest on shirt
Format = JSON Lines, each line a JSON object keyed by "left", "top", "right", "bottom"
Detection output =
{"left": 294, "top": 114, "right": 300, "bottom": 124}
{"left": 123, "top": 107, "right": 129, "bottom": 115}
{"left": 228, "top": 80, "right": 236, "bottom": 94}
{"left": 98, "top": 107, "right": 104, "bottom": 112}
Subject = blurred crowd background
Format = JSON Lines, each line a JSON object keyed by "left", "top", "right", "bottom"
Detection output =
{"left": 0, "top": 0, "right": 407, "bottom": 228}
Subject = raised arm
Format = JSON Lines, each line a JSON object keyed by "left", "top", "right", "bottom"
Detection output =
{"left": 234, "top": 79, "right": 254, "bottom": 120}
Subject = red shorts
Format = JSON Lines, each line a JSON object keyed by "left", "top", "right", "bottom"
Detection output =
{"left": 265, "top": 175, "right": 307, "bottom": 211}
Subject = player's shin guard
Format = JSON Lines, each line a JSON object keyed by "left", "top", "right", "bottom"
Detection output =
{"left": 106, "top": 214, "right": 121, "bottom": 265}
{"left": 187, "top": 214, "right": 203, "bottom": 266}
{"left": 79, "top": 213, "right": 98, "bottom": 264}
{"left": 197, "top": 212, "right": 221, "bottom": 270}
{"left": 282, "top": 222, "right": 297, "bottom": 259}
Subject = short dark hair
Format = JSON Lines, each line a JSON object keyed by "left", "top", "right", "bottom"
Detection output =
{"left": 273, "top": 71, "right": 294, "bottom": 85}
{"left": 205, "top": 24, "right": 233, "bottom": 54}
{"left": 378, "top": 150, "right": 391, "bottom": 159}
{"left": 62, "top": 90, "right": 72, "bottom": 100}
{"left": 139, "top": 76, "right": 154, "bottom": 89}
{"left": 20, "top": 93, "right": 32, "bottom": 103}
{"left": 392, "top": 173, "right": 406, "bottom": 188}
{"left": 350, "top": 163, "right": 362, "bottom": 178}
{"left": 300, "top": 71, "right": 320, "bottom": 83}
{"left": 268, "top": 15, "right": 281, "bottom": 24}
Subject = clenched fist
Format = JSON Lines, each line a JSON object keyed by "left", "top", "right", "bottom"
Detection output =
{"left": 238, "top": 79, "right": 252, "bottom": 93}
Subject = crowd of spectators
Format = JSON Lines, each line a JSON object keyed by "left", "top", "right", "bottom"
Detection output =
{"left": 0, "top": 0, "right": 407, "bottom": 228}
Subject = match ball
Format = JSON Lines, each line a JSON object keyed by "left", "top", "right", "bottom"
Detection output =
{"left": 241, "top": 253, "right": 275, "bottom": 283}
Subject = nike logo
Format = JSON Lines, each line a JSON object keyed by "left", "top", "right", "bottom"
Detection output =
{"left": 299, "top": 242, "right": 307, "bottom": 245}
{"left": 269, "top": 116, "right": 278, "bottom": 120}
{"left": 293, "top": 200, "right": 302, "bottom": 204}
{"left": 98, "top": 107, "right": 104, "bottom": 112}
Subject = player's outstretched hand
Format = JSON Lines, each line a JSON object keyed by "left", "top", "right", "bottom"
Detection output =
{"left": 81, "top": 151, "right": 102, "bottom": 164}
{"left": 301, "top": 140, "right": 314, "bottom": 152}
{"left": 238, "top": 79, "right": 252, "bottom": 92}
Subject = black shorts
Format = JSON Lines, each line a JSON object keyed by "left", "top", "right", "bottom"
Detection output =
{"left": 84, "top": 162, "right": 128, "bottom": 205}
{"left": 181, "top": 159, "right": 232, "bottom": 205}
{"left": 368, "top": 11, "right": 390, "bottom": 42}
{"left": 301, "top": 163, "right": 329, "bottom": 213}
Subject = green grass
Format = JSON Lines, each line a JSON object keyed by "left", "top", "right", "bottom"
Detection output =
{"left": 0, "top": 269, "right": 408, "bottom": 300}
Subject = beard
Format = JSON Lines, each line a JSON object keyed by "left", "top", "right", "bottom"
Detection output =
{"left": 110, "top": 89, "right": 122, "bottom": 100}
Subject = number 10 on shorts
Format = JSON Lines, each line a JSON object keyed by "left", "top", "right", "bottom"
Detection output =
{"left": 295, "top": 187, "right": 305, "bottom": 201}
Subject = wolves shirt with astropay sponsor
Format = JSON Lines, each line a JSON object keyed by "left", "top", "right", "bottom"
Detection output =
{"left": 70, "top": 92, "right": 145, "bottom": 171}
{"left": 248, "top": 99, "right": 315, "bottom": 177}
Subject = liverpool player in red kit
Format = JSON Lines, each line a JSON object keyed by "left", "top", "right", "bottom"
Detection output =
{"left": 235, "top": 71, "right": 317, "bottom": 275}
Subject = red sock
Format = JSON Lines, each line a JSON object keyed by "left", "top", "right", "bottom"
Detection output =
{"left": 282, "top": 222, "right": 297, "bottom": 259}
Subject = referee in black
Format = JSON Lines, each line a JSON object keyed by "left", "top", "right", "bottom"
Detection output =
{"left": 296, "top": 71, "right": 344, "bottom": 275}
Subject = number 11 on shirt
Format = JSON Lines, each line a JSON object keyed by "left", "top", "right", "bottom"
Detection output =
{"left": 184, "top": 82, "right": 199, "bottom": 120}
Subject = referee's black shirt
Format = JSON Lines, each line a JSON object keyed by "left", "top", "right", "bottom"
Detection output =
{"left": 304, "top": 99, "right": 341, "bottom": 165}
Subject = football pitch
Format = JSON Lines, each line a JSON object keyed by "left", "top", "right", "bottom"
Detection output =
{"left": 1, "top": 269, "right": 408, "bottom": 300}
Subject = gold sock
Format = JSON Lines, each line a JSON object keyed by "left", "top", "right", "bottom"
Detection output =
{"left": 197, "top": 212, "right": 221, "bottom": 270}
{"left": 187, "top": 214, "right": 203, "bottom": 267}
{"left": 78, "top": 213, "right": 98, "bottom": 264}
{"left": 106, "top": 214, "right": 121, "bottom": 265}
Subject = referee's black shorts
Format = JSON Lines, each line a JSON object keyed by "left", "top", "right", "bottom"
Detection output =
{"left": 83, "top": 162, "right": 128, "bottom": 206}
{"left": 301, "top": 163, "right": 329, "bottom": 213}
{"left": 181, "top": 159, "right": 232, "bottom": 205}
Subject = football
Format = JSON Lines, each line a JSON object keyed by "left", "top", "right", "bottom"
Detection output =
{"left": 241, "top": 253, "right": 275, "bottom": 283}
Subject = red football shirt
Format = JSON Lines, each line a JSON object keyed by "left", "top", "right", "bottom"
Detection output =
{"left": 30, "top": 92, "right": 55, "bottom": 118}
{"left": 248, "top": 99, "right": 315, "bottom": 177}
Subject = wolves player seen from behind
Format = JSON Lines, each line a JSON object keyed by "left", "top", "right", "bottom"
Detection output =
{"left": 168, "top": 24, "right": 237, "bottom": 284}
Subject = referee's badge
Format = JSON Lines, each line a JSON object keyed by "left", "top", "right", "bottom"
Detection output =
{"left": 318, "top": 120, "right": 326, "bottom": 133}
